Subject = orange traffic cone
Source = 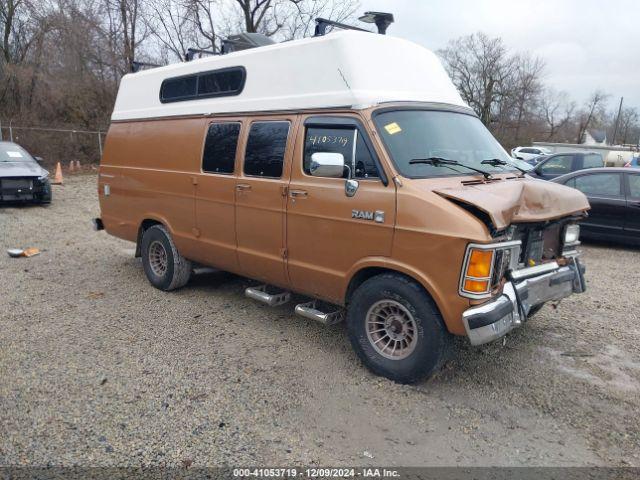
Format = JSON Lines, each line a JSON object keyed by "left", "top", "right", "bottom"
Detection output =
{"left": 52, "top": 162, "right": 63, "bottom": 185}
{"left": 75, "top": 160, "right": 82, "bottom": 172}
{"left": 69, "top": 161, "right": 76, "bottom": 173}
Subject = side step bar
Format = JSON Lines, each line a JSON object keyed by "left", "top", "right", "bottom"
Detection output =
{"left": 295, "top": 301, "right": 344, "bottom": 326}
{"left": 245, "top": 285, "right": 291, "bottom": 307}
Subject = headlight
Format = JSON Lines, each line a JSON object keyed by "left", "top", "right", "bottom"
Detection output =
{"left": 38, "top": 171, "right": 49, "bottom": 181}
{"left": 564, "top": 224, "right": 580, "bottom": 246}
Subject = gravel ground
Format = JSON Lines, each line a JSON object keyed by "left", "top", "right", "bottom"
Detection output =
{"left": 1, "top": 174, "right": 639, "bottom": 467}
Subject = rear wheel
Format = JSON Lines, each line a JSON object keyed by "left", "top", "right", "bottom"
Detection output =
{"left": 346, "top": 273, "right": 451, "bottom": 384}
{"left": 141, "top": 225, "right": 192, "bottom": 291}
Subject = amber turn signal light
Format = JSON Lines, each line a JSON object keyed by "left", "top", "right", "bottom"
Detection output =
{"left": 463, "top": 278, "right": 490, "bottom": 293}
{"left": 466, "top": 249, "right": 494, "bottom": 279}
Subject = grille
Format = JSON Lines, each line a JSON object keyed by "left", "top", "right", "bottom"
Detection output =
{"left": 491, "top": 249, "right": 511, "bottom": 288}
{"left": 1, "top": 178, "right": 33, "bottom": 190}
{"left": 514, "top": 224, "right": 563, "bottom": 266}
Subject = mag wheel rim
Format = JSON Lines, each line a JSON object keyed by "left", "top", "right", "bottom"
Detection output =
{"left": 366, "top": 299, "right": 417, "bottom": 360}
{"left": 149, "top": 240, "right": 168, "bottom": 277}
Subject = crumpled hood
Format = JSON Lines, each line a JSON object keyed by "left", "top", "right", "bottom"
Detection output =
{"left": 434, "top": 178, "right": 590, "bottom": 230}
{"left": 0, "top": 160, "right": 47, "bottom": 178}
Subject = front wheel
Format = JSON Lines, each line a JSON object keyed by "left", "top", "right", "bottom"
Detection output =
{"left": 346, "top": 273, "right": 451, "bottom": 384}
{"left": 141, "top": 224, "right": 192, "bottom": 291}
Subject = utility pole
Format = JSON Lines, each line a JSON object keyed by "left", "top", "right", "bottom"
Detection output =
{"left": 611, "top": 97, "right": 623, "bottom": 146}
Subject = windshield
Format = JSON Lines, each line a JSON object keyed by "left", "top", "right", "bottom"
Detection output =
{"left": 373, "top": 109, "right": 518, "bottom": 178}
{"left": 0, "top": 143, "right": 33, "bottom": 162}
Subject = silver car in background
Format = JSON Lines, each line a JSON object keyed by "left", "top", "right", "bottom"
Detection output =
{"left": 0, "top": 141, "right": 52, "bottom": 204}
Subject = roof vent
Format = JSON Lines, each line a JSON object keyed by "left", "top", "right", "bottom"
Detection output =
{"left": 222, "top": 33, "right": 276, "bottom": 54}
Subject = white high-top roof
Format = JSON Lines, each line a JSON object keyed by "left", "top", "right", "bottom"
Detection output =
{"left": 111, "top": 30, "right": 467, "bottom": 121}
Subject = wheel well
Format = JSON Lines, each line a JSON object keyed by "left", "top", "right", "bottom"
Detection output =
{"left": 135, "top": 219, "right": 162, "bottom": 257}
{"left": 345, "top": 267, "right": 425, "bottom": 304}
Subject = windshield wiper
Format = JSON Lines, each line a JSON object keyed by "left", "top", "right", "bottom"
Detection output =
{"left": 481, "top": 158, "right": 527, "bottom": 176}
{"left": 409, "top": 157, "right": 493, "bottom": 179}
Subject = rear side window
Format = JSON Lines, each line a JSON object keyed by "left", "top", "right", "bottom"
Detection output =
{"left": 202, "top": 123, "right": 241, "bottom": 174}
{"left": 160, "top": 76, "right": 197, "bottom": 101}
{"left": 628, "top": 174, "right": 640, "bottom": 198}
{"left": 161, "top": 67, "right": 245, "bottom": 103}
{"left": 540, "top": 155, "right": 573, "bottom": 175}
{"left": 198, "top": 69, "right": 245, "bottom": 96}
{"left": 303, "top": 127, "right": 378, "bottom": 179}
{"left": 582, "top": 153, "right": 604, "bottom": 169}
{"left": 243, "top": 121, "right": 290, "bottom": 178}
{"left": 574, "top": 173, "right": 621, "bottom": 197}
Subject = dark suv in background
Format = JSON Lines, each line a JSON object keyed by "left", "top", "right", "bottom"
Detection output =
{"left": 527, "top": 152, "right": 604, "bottom": 180}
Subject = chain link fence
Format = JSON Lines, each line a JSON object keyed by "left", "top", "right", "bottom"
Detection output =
{"left": 0, "top": 121, "right": 107, "bottom": 169}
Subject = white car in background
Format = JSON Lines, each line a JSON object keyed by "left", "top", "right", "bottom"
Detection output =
{"left": 511, "top": 146, "right": 552, "bottom": 162}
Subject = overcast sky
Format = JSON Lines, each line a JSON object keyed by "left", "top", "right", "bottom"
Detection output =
{"left": 361, "top": 0, "right": 640, "bottom": 111}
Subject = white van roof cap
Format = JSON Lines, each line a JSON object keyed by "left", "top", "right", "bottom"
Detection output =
{"left": 111, "top": 30, "right": 467, "bottom": 121}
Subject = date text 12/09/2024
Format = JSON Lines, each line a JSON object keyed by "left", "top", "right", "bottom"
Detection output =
{"left": 233, "top": 467, "right": 401, "bottom": 478}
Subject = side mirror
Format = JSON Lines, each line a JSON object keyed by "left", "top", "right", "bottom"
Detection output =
{"left": 34, "top": 156, "right": 44, "bottom": 164}
{"left": 309, "top": 152, "right": 345, "bottom": 178}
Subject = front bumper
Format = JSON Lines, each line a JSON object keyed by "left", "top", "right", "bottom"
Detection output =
{"left": 0, "top": 177, "right": 50, "bottom": 202}
{"left": 462, "top": 257, "right": 586, "bottom": 345}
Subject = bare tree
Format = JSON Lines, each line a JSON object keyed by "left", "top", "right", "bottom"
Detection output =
{"left": 576, "top": 90, "right": 609, "bottom": 144}
{"left": 99, "top": 0, "right": 149, "bottom": 74}
{"left": 509, "top": 53, "right": 544, "bottom": 143}
{"left": 539, "top": 88, "right": 575, "bottom": 141}
{"left": 1, "top": 0, "right": 35, "bottom": 63}
{"left": 438, "top": 33, "right": 515, "bottom": 127}
{"left": 148, "top": 0, "right": 199, "bottom": 61}
{"left": 617, "top": 107, "right": 639, "bottom": 145}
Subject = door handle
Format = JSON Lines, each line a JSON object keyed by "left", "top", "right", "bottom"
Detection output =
{"left": 289, "top": 189, "right": 308, "bottom": 198}
{"left": 236, "top": 183, "right": 252, "bottom": 192}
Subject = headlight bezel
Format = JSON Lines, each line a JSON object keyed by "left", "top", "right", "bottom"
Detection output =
{"left": 459, "top": 240, "right": 521, "bottom": 299}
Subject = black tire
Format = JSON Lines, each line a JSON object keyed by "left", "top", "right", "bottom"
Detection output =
{"left": 141, "top": 224, "right": 192, "bottom": 291}
{"left": 346, "top": 273, "right": 451, "bottom": 384}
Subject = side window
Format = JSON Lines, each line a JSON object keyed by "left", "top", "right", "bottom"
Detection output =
{"left": 574, "top": 173, "right": 621, "bottom": 197}
{"left": 202, "top": 122, "right": 241, "bottom": 174}
{"left": 540, "top": 155, "right": 573, "bottom": 175}
{"left": 303, "top": 126, "right": 379, "bottom": 179}
{"left": 628, "top": 174, "right": 640, "bottom": 199}
{"left": 243, "top": 121, "right": 290, "bottom": 178}
{"left": 564, "top": 177, "right": 576, "bottom": 188}
{"left": 521, "top": 148, "right": 533, "bottom": 154}
{"left": 582, "top": 153, "right": 604, "bottom": 169}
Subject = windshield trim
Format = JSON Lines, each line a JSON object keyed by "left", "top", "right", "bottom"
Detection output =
{"left": 371, "top": 105, "right": 519, "bottom": 179}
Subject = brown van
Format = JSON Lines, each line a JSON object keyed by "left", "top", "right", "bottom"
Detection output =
{"left": 96, "top": 30, "right": 589, "bottom": 383}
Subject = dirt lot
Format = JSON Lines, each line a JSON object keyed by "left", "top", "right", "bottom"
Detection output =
{"left": 1, "top": 174, "right": 639, "bottom": 467}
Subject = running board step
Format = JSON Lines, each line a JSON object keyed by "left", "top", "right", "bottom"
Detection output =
{"left": 295, "top": 301, "right": 344, "bottom": 325}
{"left": 245, "top": 285, "right": 291, "bottom": 307}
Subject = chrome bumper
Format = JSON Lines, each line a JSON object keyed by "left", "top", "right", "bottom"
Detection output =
{"left": 462, "top": 257, "right": 586, "bottom": 346}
